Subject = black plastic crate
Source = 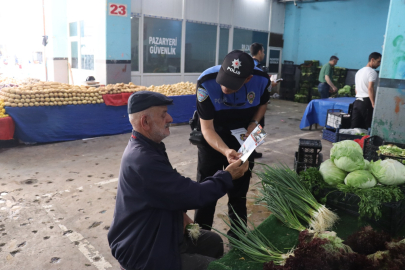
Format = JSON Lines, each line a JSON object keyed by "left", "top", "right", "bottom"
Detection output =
{"left": 363, "top": 136, "right": 384, "bottom": 161}
{"left": 282, "top": 64, "right": 295, "bottom": 75}
{"left": 325, "top": 109, "right": 351, "bottom": 130}
{"left": 294, "top": 152, "right": 323, "bottom": 174}
{"left": 298, "top": 139, "right": 322, "bottom": 165}
{"left": 338, "top": 133, "right": 363, "bottom": 142}
{"left": 281, "top": 74, "right": 295, "bottom": 82}
{"left": 317, "top": 187, "right": 405, "bottom": 236}
{"left": 279, "top": 88, "right": 295, "bottom": 101}
{"left": 322, "top": 128, "right": 338, "bottom": 143}
{"left": 280, "top": 80, "right": 296, "bottom": 88}
{"left": 300, "top": 74, "right": 315, "bottom": 82}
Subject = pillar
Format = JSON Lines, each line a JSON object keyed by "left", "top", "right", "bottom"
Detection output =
{"left": 371, "top": 0, "right": 405, "bottom": 143}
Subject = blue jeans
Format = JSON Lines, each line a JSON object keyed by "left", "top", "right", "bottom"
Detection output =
{"left": 318, "top": 83, "right": 330, "bottom": 99}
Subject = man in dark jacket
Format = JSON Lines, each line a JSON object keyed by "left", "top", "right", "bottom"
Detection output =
{"left": 108, "top": 91, "right": 248, "bottom": 270}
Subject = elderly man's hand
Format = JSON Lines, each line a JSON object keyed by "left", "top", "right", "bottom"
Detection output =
{"left": 225, "top": 160, "right": 249, "bottom": 180}
{"left": 224, "top": 149, "right": 242, "bottom": 164}
{"left": 183, "top": 213, "right": 193, "bottom": 234}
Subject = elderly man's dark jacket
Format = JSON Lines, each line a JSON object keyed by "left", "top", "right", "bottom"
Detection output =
{"left": 108, "top": 130, "right": 233, "bottom": 270}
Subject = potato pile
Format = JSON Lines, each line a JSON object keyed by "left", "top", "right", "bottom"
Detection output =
{"left": 0, "top": 76, "right": 40, "bottom": 85}
{"left": 147, "top": 82, "right": 196, "bottom": 96}
{"left": 0, "top": 99, "right": 8, "bottom": 118}
{"left": 0, "top": 81, "right": 104, "bottom": 107}
{"left": 99, "top": 82, "right": 147, "bottom": 94}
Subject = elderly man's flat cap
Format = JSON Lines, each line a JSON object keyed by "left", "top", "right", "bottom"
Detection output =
{"left": 128, "top": 91, "right": 173, "bottom": 114}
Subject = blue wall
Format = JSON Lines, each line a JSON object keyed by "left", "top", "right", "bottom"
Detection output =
{"left": 282, "top": 0, "right": 389, "bottom": 69}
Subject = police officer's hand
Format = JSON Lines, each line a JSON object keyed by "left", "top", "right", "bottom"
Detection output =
{"left": 225, "top": 160, "right": 249, "bottom": 180}
{"left": 244, "top": 122, "right": 257, "bottom": 138}
{"left": 224, "top": 149, "right": 242, "bottom": 164}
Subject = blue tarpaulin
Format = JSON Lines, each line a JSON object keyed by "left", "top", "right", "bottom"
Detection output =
{"left": 6, "top": 95, "right": 196, "bottom": 143}
{"left": 299, "top": 97, "right": 356, "bottom": 129}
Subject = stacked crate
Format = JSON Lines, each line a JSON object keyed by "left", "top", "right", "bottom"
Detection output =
{"left": 330, "top": 67, "right": 348, "bottom": 98}
{"left": 295, "top": 60, "right": 320, "bottom": 103}
{"left": 279, "top": 61, "right": 296, "bottom": 101}
{"left": 294, "top": 139, "right": 323, "bottom": 174}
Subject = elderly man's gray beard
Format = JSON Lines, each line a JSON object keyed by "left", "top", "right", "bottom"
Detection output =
{"left": 150, "top": 122, "right": 171, "bottom": 141}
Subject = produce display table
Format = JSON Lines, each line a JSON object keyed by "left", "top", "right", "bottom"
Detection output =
{"left": 207, "top": 210, "right": 405, "bottom": 270}
{"left": 299, "top": 97, "right": 355, "bottom": 129}
{"left": 0, "top": 116, "right": 15, "bottom": 140}
{"left": 6, "top": 95, "right": 196, "bottom": 143}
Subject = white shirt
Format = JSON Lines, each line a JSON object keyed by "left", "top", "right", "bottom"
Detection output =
{"left": 355, "top": 67, "right": 378, "bottom": 98}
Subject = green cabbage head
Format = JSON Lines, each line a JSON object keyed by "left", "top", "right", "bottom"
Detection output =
{"left": 331, "top": 140, "right": 365, "bottom": 172}
{"left": 344, "top": 170, "right": 377, "bottom": 188}
{"left": 370, "top": 159, "right": 405, "bottom": 185}
{"left": 319, "top": 159, "right": 348, "bottom": 186}
{"left": 364, "top": 160, "right": 370, "bottom": 170}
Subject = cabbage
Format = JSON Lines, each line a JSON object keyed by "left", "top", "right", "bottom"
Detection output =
{"left": 330, "top": 140, "right": 365, "bottom": 172}
{"left": 344, "top": 170, "right": 377, "bottom": 188}
{"left": 369, "top": 159, "right": 405, "bottom": 185}
{"left": 364, "top": 160, "right": 370, "bottom": 170}
{"left": 319, "top": 159, "right": 348, "bottom": 186}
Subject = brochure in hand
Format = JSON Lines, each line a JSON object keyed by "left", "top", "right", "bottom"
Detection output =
{"left": 231, "top": 125, "right": 267, "bottom": 162}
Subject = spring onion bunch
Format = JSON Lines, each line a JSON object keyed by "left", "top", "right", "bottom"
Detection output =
{"left": 212, "top": 210, "right": 292, "bottom": 265}
{"left": 257, "top": 185, "right": 308, "bottom": 231}
{"left": 255, "top": 163, "right": 339, "bottom": 232}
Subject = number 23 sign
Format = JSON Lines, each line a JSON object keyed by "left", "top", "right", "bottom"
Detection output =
{"left": 109, "top": 3, "right": 127, "bottom": 17}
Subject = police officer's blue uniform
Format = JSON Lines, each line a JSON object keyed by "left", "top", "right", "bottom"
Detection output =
{"left": 194, "top": 65, "right": 270, "bottom": 234}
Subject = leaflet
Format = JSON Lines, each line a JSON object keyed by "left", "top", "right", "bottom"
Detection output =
{"left": 231, "top": 125, "right": 267, "bottom": 162}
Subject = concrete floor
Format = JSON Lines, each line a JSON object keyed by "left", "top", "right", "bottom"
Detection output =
{"left": 0, "top": 99, "right": 333, "bottom": 269}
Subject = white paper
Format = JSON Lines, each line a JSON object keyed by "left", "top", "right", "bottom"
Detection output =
{"left": 237, "top": 125, "right": 267, "bottom": 162}
{"left": 231, "top": 128, "right": 248, "bottom": 146}
{"left": 270, "top": 75, "right": 283, "bottom": 82}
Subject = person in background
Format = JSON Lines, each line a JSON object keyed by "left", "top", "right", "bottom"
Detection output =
{"left": 250, "top": 43, "right": 280, "bottom": 158}
{"left": 107, "top": 91, "right": 249, "bottom": 270}
{"left": 194, "top": 50, "right": 270, "bottom": 239}
{"left": 318, "top": 56, "right": 339, "bottom": 98}
{"left": 351, "top": 52, "right": 382, "bottom": 129}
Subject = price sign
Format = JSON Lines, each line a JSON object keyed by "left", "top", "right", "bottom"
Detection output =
{"left": 109, "top": 3, "right": 127, "bottom": 17}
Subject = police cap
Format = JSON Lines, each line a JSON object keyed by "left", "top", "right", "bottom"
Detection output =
{"left": 216, "top": 50, "right": 255, "bottom": 91}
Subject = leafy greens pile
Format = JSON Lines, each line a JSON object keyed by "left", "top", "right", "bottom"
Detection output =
{"left": 299, "top": 168, "right": 405, "bottom": 219}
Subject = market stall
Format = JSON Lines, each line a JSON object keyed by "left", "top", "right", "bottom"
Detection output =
{"left": 299, "top": 97, "right": 355, "bottom": 129}
{"left": 0, "top": 79, "right": 197, "bottom": 143}
{"left": 206, "top": 139, "right": 405, "bottom": 270}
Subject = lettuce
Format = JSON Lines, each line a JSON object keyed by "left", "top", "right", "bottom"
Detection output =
{"left": 331, "top": 140, "right": 365, "bottom": 172}
{"left": 344, "top": 170, "right": 377, "bottom": 189}
{"left": 370, "top": 159, "right": 405, "bottom": 186}
{"left": 319, "top": 159, "right": 348, "bottom": 186}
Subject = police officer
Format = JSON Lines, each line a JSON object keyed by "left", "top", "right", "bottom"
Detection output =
{"left": 194, "top": 50, "right": 271, "bottom": 237}
{"left": 250, "top": 42, "right": 267, "bottom": 72}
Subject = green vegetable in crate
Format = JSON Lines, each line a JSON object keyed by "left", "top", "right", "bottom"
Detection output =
{"left": 369, "top": 159, "right": 405, "bottom": 185}
{"left": 378, "top": 144, "right": 405, "bottom": 158}
{"left": 337, "top": 88, "right": 351, "bottom": 97}
{"left": 330, "top": 140, "right": 365, "bottom": 172}
{"left": 344, "top": 170, "right": 377, "bottom": 189}
{"left": 319, "top": 159, "right": 347, "bottom": 186}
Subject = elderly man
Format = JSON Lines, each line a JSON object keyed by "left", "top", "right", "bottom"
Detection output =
{"left": 108, "top": 91, "right": 248, "bottom": 270}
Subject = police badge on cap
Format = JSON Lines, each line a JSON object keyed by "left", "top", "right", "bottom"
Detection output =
{"left": 216, "top": 50, "right": 255, "bottom": 91}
